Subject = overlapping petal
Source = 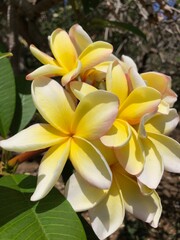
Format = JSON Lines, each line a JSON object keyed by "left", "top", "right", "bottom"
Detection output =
{"left": 101, "top": 119, "right": 131, "bottom": 147}
{"left": 129, "top": 67, "right": 146, "bottom": 90}
{"left": 137, "top": 138, "right": 164, "bottom": 189}
{"left": 121, "top": 55, "right": 138, "bottom": 72}
{"left": 73, "top": 90, "right": 119, "bottom": 140}
{"left": 65, "top": 172, "right": 107, "bottom": 212}
{"left": 141, "top": 72, "right": 177, "bottom": 106}
{"left": 26, "top": 64, "right": 65, "bottom": 80}
{"left": 145, "top": 109, "right": 179, "bottom": 135}
{"left": 113, "top": 166, "right": 160, "bottom": 225}
{"left": 106, "top": 61, "right": 128, "bottom": 103}
{"left": 114, "top": 127, "right": 144, "bottom": 175}
{"left": 32, "top": 77, "right": 76, "bottom": 134}
{"left": 29, "top": 44, "right": 58, "bottom": 65}
{"left": 0, "top": 124, "right": 65, "bottom": 152}
{"left": 119, "top": 87, "right": 161, "bottom": 125}
{"left": 70, "top": 136, "right": 112, "bottom": 189}
{"left": 69, "top": 24, "right": 92, "bottom": 54}
{"left": 150, "top": 191, "right": 162, "bottom": 228}
{"left": 61, "top": 60, "right": 81, "bottom": 86}
{"left": 79, "top": 41, "right": 113, "bottom": 73}
{"left": 91, "top": 139, "right": 117, "bottom": 166}
{"left": 89, "top": 178, "right": 125, "bottom": 240}
{"left": 148, "top": 132, "right": 180, "bottom": 173}
{"left": 31, "top": 140, "right": 71, "bottom": 201}
{"left": 50, "top": 28, "right": 78, "bottom": 71}
{"left": 70, "top": 81, "right": 97, "bottom": 100}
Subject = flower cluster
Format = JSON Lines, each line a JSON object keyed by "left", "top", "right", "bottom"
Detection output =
{"left": 1, "top": 24, "right": 179, "bottom": 239}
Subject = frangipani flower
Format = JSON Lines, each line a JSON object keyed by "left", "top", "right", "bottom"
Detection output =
{"left": 65, "top": 160, "right": 162, "bottom": 240}
{"left": 26, "top": 24, "right": 113, "bottom": 86}
{"left": 137, "top": 108, "right": 180, "bottom": 189}
{"left": 121, "top": 55, "right": 177, "bottom": 113}
{"left": 70, "top": 61, "right": 162, "bottom": 175}
{"left": 0, "top": 77, "right": 119, "bottom": 201}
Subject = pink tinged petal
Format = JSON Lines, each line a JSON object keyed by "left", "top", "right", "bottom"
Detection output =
{"left": 119, "top": 87, "right": 161, "bottom": 125}
{"left": 114, "top": 166, "right": 158, "bottom": 225}
{"left": 150, "top": 191, "right": 162, "bottom": 228}
{"left": 121, "top": 55, "right": 138, "bottom": 72}
{"left": 129, "top": 68, "right": 146, "bottom": 90}
{"left": 0, "top": 123, "right": 65, "bottom": 152}
{"left": 101, "top": 119, "right": 131, "bottom": 147}
{"left": 70, "top": 137, "right": 112, "bottom": 189}
{"left": 141, "top": 72, "right": 177, "bottom": 106}
{"left": 73, "top": 90, "right": 119, "bottom": 140}
{"left": 79, "top": 41, "right": 113, "bottom": 73}
{"left": 141, "top": 72, "right": 169, "bottom": 96}
{"left": 145, "top": 108, "right": 179, "bottom": 135}
{"left": 32, "top": 77, "right": 76, "bottom": 134}
{"left": 114, "top": 127, "right": 144, "bottom": 175}
{"left": 70, "top": 81, "right": 97, "bottom": 101}
{"left": 31, "top": 140, "right": 70, "bottom": 201}
{"left": 163, "top": 88, "right": 177, "bottom": 107}
{"left": 138, "top": 112, "right": 157, "bottom": 138}
{"left": 69, "top": 24, "right": 92, "bottom": 54}
{"left": 137, "top": 138, "right": 164, "bottom": 189}
{"left": 157, "top": 100, "right": 170, "bottom": 114}
{"left": 89, "top": 178, "right": 125, "bottom": 240}
{"left": 65, "top": 172, "right": 107, "bottom": 212}
{"left": 29, "top": 44, "right": 57, "bottom": 65}
{"left": 61, "top": 60, "right": 81, "bottom": 86}
{"left": 50, "top": 28, "right": 78, "bottom": 71}
{"left": 148, "top": 132, "right": 180, "bottom": 173}
{"left": 26, "top": 64, "right": 65, "bottom": 80}
{"left": 106, "top": 61, "right": 128, "bottom": 103}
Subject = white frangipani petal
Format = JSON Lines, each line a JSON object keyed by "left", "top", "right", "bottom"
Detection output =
{"left": 65, "top": 172, "right": 107, "bottom": 212}
{"left": 31, "top": 140, "right": 70, "bottom": 201}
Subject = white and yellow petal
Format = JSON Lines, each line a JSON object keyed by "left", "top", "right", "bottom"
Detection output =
{"left": 50, "top": 28, "right": 78, "bottom": 72}
{"left": 137, "top": 138, "right": 164, "bottom": 189}
{"left": 26, "top": 64, "right": 65, "bottom": 80}
{"left": 32, "top": 77, "right": 76, "bottom": 134}
{"left": 145, "top": 109, "right": 179, "bottom": 135}
{"left": 70, "top": 137, "right": 112, "bottom": 189}
{"left": 89, "top": 178, "right": 125, "bottom": 240}
{"left": 114, "top": 166, "right": 158, "bottom": 225}
{"left": 106, "top": 61, "right": 128, "bottom": 104}
{"left": 101, "top": 119, "right": 131, "bottom": 147}
{"left": 61, "top": 60, "right": 81, "bottom": 86}
{"left": 148, "top": 132, "right": 180, "bottom": 173}
{"left": 114, "top": 127, "right": 144, "bottom": 175}
{"left": 65, "top": 172, "right": 107, "bottom": 212}
{"left": 69, "top": 24, "right": 92, "bottom": 54}
{"left": 121, "top": 55, "right": 138, "bottom": 72}
{"left": 73, "top": 90, "right": 119, "bottom": 140}
{"left": 70, "top": 81, "right": 97, "bottom": 101}
{"left": 129, "top": 67, "right": 146, "bottom": 90}
{"left": 31, "top": 140, "right": 70, "bottom": 201}
{"left": 0, "top": 123, "right": 65, "bottom": 152}
{"left": 29, "top": 44, "right": 58, "bottom": 65}
{"left": 119, "top": 87, "right": 161, "bottom": 125}
{"left": 79, "top": 41, "right": 113, "bottom": 73}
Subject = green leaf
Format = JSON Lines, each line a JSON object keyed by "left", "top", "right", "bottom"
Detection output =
{"left": 10, "top": 75, "right": 36, "bottom": 134}
{"left": 0, "top": 174, "right": 87, "bottom": 240}
{"left": 0, "top": 56, "right": 16, "bottom": 138}
{"left": 91, "top": 18, "right": 146, "bottom": 40}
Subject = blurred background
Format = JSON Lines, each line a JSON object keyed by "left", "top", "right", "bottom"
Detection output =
{"left": 0, "top": 0, "right": 179, "bottom": 239}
